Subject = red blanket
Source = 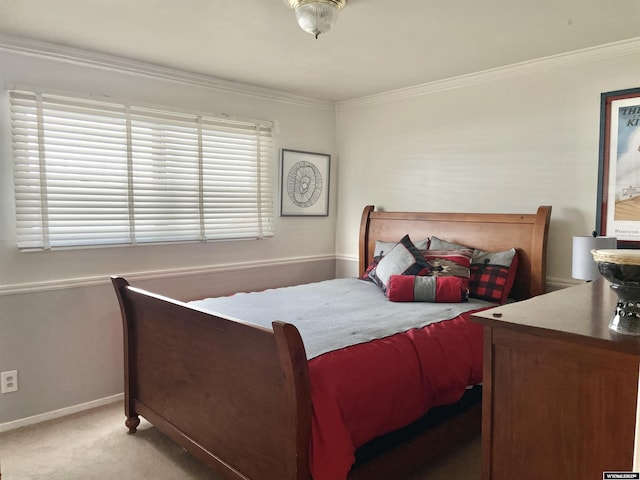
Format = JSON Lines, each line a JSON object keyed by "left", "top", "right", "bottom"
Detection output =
{"left": 307, "top": 311, "right": 485, "bottom": 480}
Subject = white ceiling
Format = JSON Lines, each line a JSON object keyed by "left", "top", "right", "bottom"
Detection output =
{"left": 1, "top": 0, "right": 640, "bottom": 102}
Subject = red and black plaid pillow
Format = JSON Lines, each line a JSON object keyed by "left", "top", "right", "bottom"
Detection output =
{"left": 469, "top": 258, "right": 518, "bottom": 303}
{"left": 429, "top": 237, "right": 518, "bottom": 304}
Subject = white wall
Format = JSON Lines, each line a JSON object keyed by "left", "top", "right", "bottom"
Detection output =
{"left": 4, "top": 36, "right": 640, "bottom": 428}
{"left": 0, "top": 43, "right": 337, "bottom": 425}
{"left": 334, "top": 40, "right": 640, "bottom": 287}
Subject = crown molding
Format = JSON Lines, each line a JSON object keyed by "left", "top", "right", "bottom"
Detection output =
{"left": 337, "top": 36, "right": 640, "bottom": 110}
{"left": 3, "top": 33, "right": 640, "bottom": 114}
{"left": 0, "top": 33, "right": 334, "bottom": 111}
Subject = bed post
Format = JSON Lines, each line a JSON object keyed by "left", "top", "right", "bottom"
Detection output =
{"left": 358, "top": 205, "right": 375, "bottom": 278}
{"left": 273, "top": 321, "right": 313, "bottom": 480}
{"left": 111, "top": 276, "right": 140, "bottom": 433}
{"left": 530, "top": 206, "right": 552, "bottom": 297}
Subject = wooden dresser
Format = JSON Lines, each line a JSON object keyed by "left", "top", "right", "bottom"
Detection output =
{"left": 471, "top": 278, "right": 640, "bottom": 479}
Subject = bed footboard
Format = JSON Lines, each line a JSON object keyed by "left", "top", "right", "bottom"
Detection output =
{"left": 112, "top": 277, "right": 312, "bottom": 480}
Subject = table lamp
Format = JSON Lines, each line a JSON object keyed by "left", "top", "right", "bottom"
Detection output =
{"left": 572, "top": 233, "right": 617, "bottom": 281}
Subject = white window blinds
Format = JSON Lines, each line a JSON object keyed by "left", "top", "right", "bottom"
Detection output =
{"left": 10, "top": 90, "right": 274, "bottom": 250}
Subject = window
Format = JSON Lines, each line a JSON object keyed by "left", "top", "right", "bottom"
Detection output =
{"left": 10, "top": 90, "right": 274, "bottom": 250}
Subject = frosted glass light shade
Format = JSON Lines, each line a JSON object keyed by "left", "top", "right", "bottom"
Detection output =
{"left": 572, "top": 235, "right": 617, "bottom": 281}
{"left": 290, "top": 0, "right": 346, "bottom": 38}
{"left": 295, "top": 3, "right": 338, "bottom": 38}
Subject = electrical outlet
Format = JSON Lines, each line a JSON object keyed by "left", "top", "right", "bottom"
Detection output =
{"left": 1, "top": 370, "right": 18, "bottom": 393}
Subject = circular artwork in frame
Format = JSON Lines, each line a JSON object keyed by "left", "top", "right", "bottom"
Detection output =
{"left": 287, "top": 160, "right": 323, "bottom": 208}
{"left": 280, "top": 149, "right": 330, "bottom": 216}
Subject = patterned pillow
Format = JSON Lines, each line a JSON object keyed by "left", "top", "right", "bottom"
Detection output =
{"left": 429, "top": 237, "right": 518, "bottom": 303}
{"left": 359, "top": 255, "right": 382, "bottom": 282}
{"left": 421, "top": 249, "right": 473, "bottom": 279}
{"left": 386, "top": 275, "right": 469, "bottom": 303}
{"left": 469, "top": 249, "right": 519, "bottom": 303}
{"left": 366, "top": 235, "right": 430, "bottom": 291}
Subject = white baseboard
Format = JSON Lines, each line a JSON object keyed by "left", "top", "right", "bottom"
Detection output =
{"left": 546, "top": 276, "right": 580, "bottom": 291}
{"left": 0, "top": 393, "right": 123, "bottom": 433}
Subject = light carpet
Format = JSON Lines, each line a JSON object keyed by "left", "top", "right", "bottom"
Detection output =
{"left": 0, "top": 402, "right": 480, "bottom": 479}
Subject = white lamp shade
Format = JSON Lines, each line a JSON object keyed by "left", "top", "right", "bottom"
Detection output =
{"left": 572, "top": 235, "right": 617, "bottom": 281}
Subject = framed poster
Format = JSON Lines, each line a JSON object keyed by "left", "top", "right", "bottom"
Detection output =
{"left": 597, "top": 87, "right": 640, "bottom": 247}
{"left": 280, "top": 149, "right": 330, "bottom": 216}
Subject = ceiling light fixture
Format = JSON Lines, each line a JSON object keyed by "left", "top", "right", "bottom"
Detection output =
{"left": 288, "top": 0, "right": 346, "bottom": 39}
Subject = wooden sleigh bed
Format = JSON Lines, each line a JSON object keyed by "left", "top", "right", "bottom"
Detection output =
{"left": 112, "top": 204, "right": 551, "bottom": 480}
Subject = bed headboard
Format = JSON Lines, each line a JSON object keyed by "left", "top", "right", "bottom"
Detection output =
{"left": 358, "top": 205, "right": 552, "bottom": 300}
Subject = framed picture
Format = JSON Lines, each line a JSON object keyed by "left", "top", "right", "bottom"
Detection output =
{"left": 597, "top": 87, "right": 640, "bottom": 247}
{"left": 280, "top": 149, "right": 330, "bottom": 216}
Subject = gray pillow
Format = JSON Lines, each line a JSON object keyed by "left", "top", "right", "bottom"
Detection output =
{"left": 368, "top": 235, "right": 430, "bottom": 291}
{"left": 374, "top": 237, "right": 429, "bottom": 257}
